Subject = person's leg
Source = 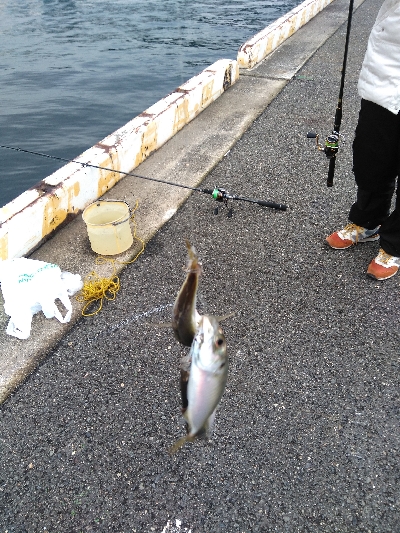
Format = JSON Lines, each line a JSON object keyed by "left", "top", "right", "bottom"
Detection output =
{"left": 351, "top": 100, "right": 400, "bottom": 279}
{"left": 348, "top": 187, "right": 394, "bottom": 229}
{"left": 349, "top": 99, "right": 399, "bottom": 228}
{"left": 375, "top": 177, "right": 400, "bottom": 257}
{"left": 367, "top": 177, "right": 400, "bottom": 280}
{"left": 326, "top": 100, "right": 399, "bottom": 251}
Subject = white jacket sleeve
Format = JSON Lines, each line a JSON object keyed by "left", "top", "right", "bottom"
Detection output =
{"left": 358, "top": 0, "right": 400, "bottom": 115}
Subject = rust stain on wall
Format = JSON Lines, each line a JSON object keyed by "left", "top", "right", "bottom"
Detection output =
{"left": 223, "top": 64, "right": 232, "bottom": 91}
{"left": 68, "top": 181, "right": 80, "bottom": 211}
{"left": 288, "top": 15, "right": 298, "bottom": 36}
{"left": 42, "top": 192, "right": 67, "bottom": 237}
{"left": 96, "top": 142, "right": 115, "bottom": 154}
{"left": 265, "top": 34, "right": 274, "bottom": 58}
{"left": 97, "top": 152, "right": 122, "bottom": 198}
{"left": 133, "top": 149, "right": 144, "bottom": 169}
{"left": 238, "top": 0, "right": 331, "bottom": 69}
{"left": 98, "top": 170, "right": 116, "bottom": 197}
{"left": 201, "top": 79, "right": 215, "bottom": 108}
{"left": 0, "top": 233, "right": 9, "bottom": 260}
{"left": 98, "top": 171, "right": 117, "bottom": 197}
{"left": 140, "top": 120, "right": 158, "bottom": 161}
{"left": 173, "top": 98, "right": 190, "bottom": 134}
{"left": 42, "top": 182, "right": 82, "bottom": 238}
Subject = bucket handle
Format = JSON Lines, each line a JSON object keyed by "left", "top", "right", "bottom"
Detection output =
{"left": 95, "top": 199, "right": 132, "bottom": 226}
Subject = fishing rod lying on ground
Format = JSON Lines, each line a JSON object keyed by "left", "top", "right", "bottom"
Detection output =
{"left": 307, "top": 0, "right": 355, "bottom": 187}
{"left": 0, "top": 144, "right": 287, "bottom": 212}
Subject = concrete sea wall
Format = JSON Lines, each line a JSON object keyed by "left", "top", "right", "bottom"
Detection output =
{"left": 0, "top": 0, "right": 334, "bottom": 261}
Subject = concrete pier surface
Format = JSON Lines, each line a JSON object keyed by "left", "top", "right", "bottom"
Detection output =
{"left": 1, "top": 0, "right": 399, "bottom": 531}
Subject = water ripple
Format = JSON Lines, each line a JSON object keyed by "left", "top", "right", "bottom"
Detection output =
{"left": 0, "top": 0, "right": 300, "bottom": 206}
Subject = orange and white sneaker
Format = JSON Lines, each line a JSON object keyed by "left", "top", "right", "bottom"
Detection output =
{"left": 326, "top": 223, "right": 380, "bottom": 249}
{"left": 367, "top": 249, "right": 400, "bottom": 280}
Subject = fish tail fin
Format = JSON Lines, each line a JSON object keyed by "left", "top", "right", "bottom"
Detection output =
{"left": 168, "top": 434, "right": 195, "bottom": 455}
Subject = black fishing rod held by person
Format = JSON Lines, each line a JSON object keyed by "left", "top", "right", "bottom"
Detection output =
{"left": 306, "top": 0, "right": 354, "bottom": 187}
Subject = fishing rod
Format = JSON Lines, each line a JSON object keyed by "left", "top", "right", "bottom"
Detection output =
{"left": 307, "top": 0, "right": 355, "bottom": 187}
{"left": 0, "top": 144, "right": 287, "bottom": 211}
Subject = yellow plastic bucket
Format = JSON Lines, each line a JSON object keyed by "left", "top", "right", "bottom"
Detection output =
{"left": 82, "top": 200, "right": 134, "bottom": 255}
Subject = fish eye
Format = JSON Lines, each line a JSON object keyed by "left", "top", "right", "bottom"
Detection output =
{"left": 216, "top": 337, "right": 225, "bottom": 347}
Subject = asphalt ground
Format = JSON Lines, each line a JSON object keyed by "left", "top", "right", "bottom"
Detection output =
{"left": 1, "top": 0, "right": 400, "bottom": 531}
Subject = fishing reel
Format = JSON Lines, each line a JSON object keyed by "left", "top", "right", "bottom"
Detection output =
{"left": 203, "top": 185, "right": 287, "bottom": 213}
{"left": 212, "top": 187, "right": 228, "bottom": 203}
{"left": 307, "top": 130, "right": 346, "bottom": 186}
{"left": 307, "top": 130, "right": 344, "bottom": 160}
{"left": 211, "top": 187, "right": 233, "bottom": 217}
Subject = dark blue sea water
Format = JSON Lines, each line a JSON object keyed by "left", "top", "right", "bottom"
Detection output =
{"left": 0, "top": 0, "right": 301, "bottom": 207}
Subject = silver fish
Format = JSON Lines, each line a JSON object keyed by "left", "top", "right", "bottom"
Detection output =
{"left": 172, "top": 239, "right": 203, "bottom": 348}
{"left": 169, "top": 315, "right": 228, "bottom": 454}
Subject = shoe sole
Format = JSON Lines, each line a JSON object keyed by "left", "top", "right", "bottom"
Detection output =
{"left": 367, "top": 270, "right": 398, "bottom": 281}
{"left": 327, "top": 235, "right": 380, "bottom": 250}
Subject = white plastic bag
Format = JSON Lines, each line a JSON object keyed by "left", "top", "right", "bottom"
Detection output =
{"left": 0, "top": 258, "right": 83, "bottom": 340}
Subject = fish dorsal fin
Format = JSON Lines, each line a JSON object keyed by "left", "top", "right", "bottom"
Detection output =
{"left": 216, "top": 312, "right": 235, "bottom": 323}
{"left": 146, "top": 321, "right": 172, "bottom": 328}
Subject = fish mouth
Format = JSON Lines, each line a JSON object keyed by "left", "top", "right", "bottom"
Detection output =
{"left": 184, "top": 239, "right": 203, "bottom": 275}
{"left": 198, "top": 315, "right": 222, "bottom": 339}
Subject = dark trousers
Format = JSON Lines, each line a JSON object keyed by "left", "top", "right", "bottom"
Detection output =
{"left": 349, "top": 99, "right": 400, "bottom": 256}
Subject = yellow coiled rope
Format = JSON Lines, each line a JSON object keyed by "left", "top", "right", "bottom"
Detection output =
{"left": 76, "top": 200, "right": 145, "bottom": 316}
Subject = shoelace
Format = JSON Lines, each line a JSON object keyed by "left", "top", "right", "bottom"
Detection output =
{"left": 377, "top": 249, "right": 392, "bottom": 264}
{"left": 341, "top": 223, "right": 364, "bottom": 243}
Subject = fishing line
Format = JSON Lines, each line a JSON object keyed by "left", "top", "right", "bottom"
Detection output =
{"left": 0, "top": 144, "right": 287, "bottom": 211}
